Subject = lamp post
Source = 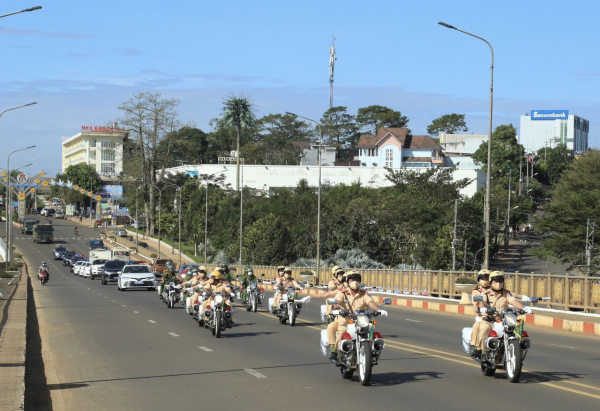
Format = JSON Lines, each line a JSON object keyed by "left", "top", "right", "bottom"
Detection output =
{"left": 0, "top": 6, "right": 41, "bottom": 19}
{"left": 6, "top": 145, "right": 36, "bottom": 262}
{"left": 286, "top": 112, "right": 323, "bottom": 284}
{"left": 147, "top": 183, "right": 181, "bottom": 260}
{"left": 135, "top": 184, "right": 143, "bottom": 246}
{"left": 438, "top": 22, "right": 494, "bottom": 270}
{"left": 203, "top": 171, "right": 226, "bottom": 263}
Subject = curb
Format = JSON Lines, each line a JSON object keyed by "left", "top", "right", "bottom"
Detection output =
{"left": 262, "top": 285, "right": 600, "bottom": 337}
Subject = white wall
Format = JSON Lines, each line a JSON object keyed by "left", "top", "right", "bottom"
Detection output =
{"left": 166, "top": 164, "right": 486, "bottom": 198}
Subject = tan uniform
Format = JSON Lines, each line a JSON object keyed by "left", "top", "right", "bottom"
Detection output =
{"left": 477, "top": 289, "right": 518, "bottom": 350}
{"left": 327, "top": 289, "right": 374, "bottom": 347}
{"left": 200, "top": 282, "right": 233, "bottom": 313}
{"left": 470, "top": 285, "right": 490, "bottom": 347}
{"left": 325, "top": 279, "right": 342, "bottom": 316}
{"left": 273, "top": 277, "right": 301, "bottom": 309}
{"left": 188, "top": 276, "right": 208, "bottom": 307}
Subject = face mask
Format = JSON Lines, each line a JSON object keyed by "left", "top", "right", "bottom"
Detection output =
{"left": 349, "top": 281, "right": 360, "bottom": 290}
{"left": 492, "top": 282, "right": 503, "bottom": 291}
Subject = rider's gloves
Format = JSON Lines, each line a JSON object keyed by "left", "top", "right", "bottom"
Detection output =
{"left": 479, "top": 308, "right": 488, "bottom": 315}
{"left": 378, "top": 310, "right": 388, "bottom": 316}
{"left": 521, "top": 295, "right": 531, "bottom": 302}
{"left": 523, "top": 307, "right": 533, "bottom": 314}
{"left": 300, "top": 296, "right": 311, "bottom": 303}
{"left": 230, "top": 293, "right": 235, "bottom": 299}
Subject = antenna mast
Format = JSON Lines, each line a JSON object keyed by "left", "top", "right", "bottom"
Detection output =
{"left": 329, "top": 36, "right": 336, "bottom": 109}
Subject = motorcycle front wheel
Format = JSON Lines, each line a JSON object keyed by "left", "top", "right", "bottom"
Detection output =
{"left": 506, "top": 340, "right": 522, "bottom": 383}
{"left": 251, "top": 294, "right": 257, "bottom": 313}
{"left": 170, "top": 296, "right": 175, "bottom": 309}
{"left": 358, "top": 341, "right": 373, "bottom": 386}
{"left": 215, "top": 311, "right": 222, "bottom": 338}
{"left": 289, "top": 303, "right": 296, "bottom": 326}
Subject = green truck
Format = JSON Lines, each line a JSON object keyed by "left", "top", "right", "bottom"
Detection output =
{"left": 32, "top": 224, "right": 54, "bottom": 243}
{"left": 21, "top": 219, "right": 39, "bottom": 234}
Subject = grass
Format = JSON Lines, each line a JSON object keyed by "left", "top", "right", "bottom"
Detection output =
{"left": 123, "top": 228, "right": 206, "bottom": 263}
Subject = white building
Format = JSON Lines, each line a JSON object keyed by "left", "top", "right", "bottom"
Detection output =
{"left": 356, "top": 128, "right": 444, "bottom": 168}
{"left": 439, "top": 133, "right": 488, "bottom": 170}
{"left": 166, "top": 163, "right": 486, "bottom": 198}
{"left": 61, "top": 126, "right": 127, "bottom": 180}
{"left": 519, "top": 110, "right": 589, "bottom": 155}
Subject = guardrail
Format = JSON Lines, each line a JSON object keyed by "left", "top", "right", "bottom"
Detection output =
{"left": 199, "top": 266, "right": 600, "bottom": 313}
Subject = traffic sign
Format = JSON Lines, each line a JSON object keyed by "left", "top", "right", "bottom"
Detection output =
{"left": 17, "top": 174, "right": 27, "bottom": 183}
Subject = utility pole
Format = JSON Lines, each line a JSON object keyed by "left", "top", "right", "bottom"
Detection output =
{"left": 519, "top": 148, "right": 523, "bottom": 196}
{"left": 452, "top": 199, "right": 458, "bottom": 271}
{"left": 329, "top": 36, "right": 336, "bottom": 109}
{"left": 506, "top": 170, "right": 512, "bottom": 251}
{"left": 586, "top": 219, "right": 595, "bottom": 275}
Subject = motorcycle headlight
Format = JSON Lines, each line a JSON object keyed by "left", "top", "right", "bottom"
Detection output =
{"left": 357, "top": 315, "right": 370, "bottom": 329}
{"left": 215, "top": 295, "right": 224, "bottom": 304}
{"left": 505, "top": 314, "right": 518, "bottom": 327}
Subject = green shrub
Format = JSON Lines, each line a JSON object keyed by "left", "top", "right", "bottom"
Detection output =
{"left": 150, "top": 253, "right": 157, "bottom": 258}
{"left": 455, "top": 276, "right": 477, "bottom": 284}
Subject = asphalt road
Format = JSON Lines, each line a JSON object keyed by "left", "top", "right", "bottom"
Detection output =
{"left": 16, "top": 216, "right": 600, "bottom": 411}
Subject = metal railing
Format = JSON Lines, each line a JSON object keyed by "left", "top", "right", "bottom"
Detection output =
{"left": 197, "top": 266, "right": 599, "bottom": 313}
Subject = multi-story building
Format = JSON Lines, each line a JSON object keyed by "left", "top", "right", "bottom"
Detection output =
{"left": 439, "top": 133, "right": 488, "bottom": 169}
{"left": 61, "top": 125, "right": 128, "bottom": 180}
{"left": 519, "top": 110, "right": 589, "bottom": 155}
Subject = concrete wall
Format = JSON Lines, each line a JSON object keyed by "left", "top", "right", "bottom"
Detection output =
{"left": 168, "top": 164, "right": 486, "bottom": 198}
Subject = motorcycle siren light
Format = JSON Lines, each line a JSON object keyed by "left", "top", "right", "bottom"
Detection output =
{"left": 488, "top": 330, "right": 498, "bottom": 338}
{"left": 373, "top": 332, "right": 383, "bottom": 339}
{"left": 347, "top": 319, "right": 354, "bottom": 325}
{"left": 260, "top": 288, "right": 264, "bottom": 292}
{"left": 341, "top": 332, "right": 352, "bottom": 340}
{"left": 373, "top": 320, "right": 377, "bottom": 325}
{"left": 225, "top": 306, "right": 231, "bottom": 312}
{"left": 522, "top": 331, "right": 529, "bottom": 338}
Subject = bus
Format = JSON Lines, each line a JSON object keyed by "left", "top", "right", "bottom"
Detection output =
{"left": 33, "top": 224, "right": 54, "bottom": 243}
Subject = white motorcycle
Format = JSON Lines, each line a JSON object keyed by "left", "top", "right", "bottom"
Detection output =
{"left": 319, "top": 298, "right": 392, "bottom": 386}
{"left": 162, "top": 282, "right": 182, "bottom": 309}
{"left": 269, "top": 283, "right": 308, "bottom": 326}
{"left": 462, "top": 296, "right": 548, "bottom": 382}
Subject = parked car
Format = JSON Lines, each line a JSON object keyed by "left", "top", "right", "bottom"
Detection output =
{"left": 117, "top": 264, "right": 156, "bottom": 291}
{"left": 54, "top": 211, "right": 65, "bottom": 219}
{"left": 53, "top": 246, "right": 67, "bottom": 260}
{"left": 101, "top": 260, "right": 127, "bottom": 285}
{"left": 152, "top": 259, "right": 174, "bottom": 274}
{"left": 116, "top": 228, "right": 128, "bottom": 237}
{"left": 137, "top": 242, "right": 149, "bottom": 249}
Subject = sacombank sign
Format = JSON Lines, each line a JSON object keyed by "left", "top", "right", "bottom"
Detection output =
{"left": 531, "top": 110, "right": 569, "bottom": 120}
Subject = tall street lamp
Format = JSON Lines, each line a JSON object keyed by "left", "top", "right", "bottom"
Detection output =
{"left": 286, "top": 112, "right": 323, "bottom": 284}
{"left": 0, "top": 6, "right": 41, "bottom": 19}
{"left": 439, "top": 22, "right": 494, "bottom": 269}
{"left": 6, "top": 145, "right": 36, "bottom": 261}
{"left": 203, "top": 170, "right": 226, "bottom": 263}
{"left": 135, "top": 184, "right": 143, "bottom": 247}
{"left": 147, "top": 183, "right": 181, "bottom": 260}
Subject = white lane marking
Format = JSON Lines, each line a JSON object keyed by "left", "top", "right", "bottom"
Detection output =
{"left": 169, "top": 332, "right": 180, "bottom": 337}
{"left": 104, "top": 296, "right": 108, "bottom": 299}
{"left": 244, "top": 369, "right": 267, "bottom": 378}
{"left": 199, "top": 346, "right": 213, "bottom": 352}
{"left": 148, "top": 320, "right": 156, "bottom": 323}
{"left": 122, "top": 305, "right": 127, "bottom": 307}
{"left": 405, "top": 319, "right": 422, "bottom": 323}
{"left": 112, "top": 300, "right": 116, "bottom": 302}
{"left": 549, "top": 344, "right": 577, "bottom": 349}
{"left": 134, "top": 311, "right": 139, "bottom": 314}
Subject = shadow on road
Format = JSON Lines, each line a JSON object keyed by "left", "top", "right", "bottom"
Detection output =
{"left": 370, "top": 371, "right": 444, "bottom": 387}
{"left": 225, "top": 331, "right": 279, "bottom": 338}
{"left": 519, "top": 370, "right": 589, "bottom": 384}
{"left": 25, "top": 275, "right": 53, "bottom": 411}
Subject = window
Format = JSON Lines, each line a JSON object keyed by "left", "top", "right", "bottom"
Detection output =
{"left": 101, "top": 162, "right": 115, "bottom": 175}
{"left": 385, "top": 148, "right": 393, "bottom": 167}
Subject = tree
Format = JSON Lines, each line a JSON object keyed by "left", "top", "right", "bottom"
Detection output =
{"left": 533, "top": 149, "right": 600, "bottom": 273}
{"left": 54, "top": 164, "right": 102, "bottom": 210}
{"left": 219, "top": 94, "right": 257, "bottom": 191}
{"left": 472, "top": 124, "right": 523, "bottom": 180}
{"left": 320, "top": 106, "right": 356, "bottom": 147}
{"left": 157, "top": 126, "right": 211, "bottom": 167}
{"left": 356, "top": 105, "right": 409, "bottom": 134}
{"left": 427, "top": 113, "right": 468, "bottom": 136}
{"left": 547, "top": 144, "right": 575, "bottom": 185}
{"left": 117, "top": 92, "right": 183, "bottom": 235}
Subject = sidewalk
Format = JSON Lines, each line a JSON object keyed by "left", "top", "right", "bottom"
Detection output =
{"left": 0, "top": 267, "right": 26, "bottom": 411}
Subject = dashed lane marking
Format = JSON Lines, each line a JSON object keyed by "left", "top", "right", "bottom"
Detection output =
{"left": 244, "top": 369, "right": 267, "bottom": 378}
{"left": 199, "top": 347, "right": 213, "bottom": 352}
{"left": 405, "top": 319, "right": 422, "bottom": 323}
{"left": 148, "top": 320, "right": 156, "bottom": 323}
{"left": 168, "top": 332, "right": 179, "bottom": 337}
{"left": 133, "top": 311, "right": 139, "bottom": 314}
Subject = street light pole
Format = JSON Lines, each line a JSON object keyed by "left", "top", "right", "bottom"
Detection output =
{"left": 439, "top": 22, "right": 494, "bottom": 270}
{"left": 6, "top": 145, "right": 36, "bottom": 262}
{"left": 0, "top": 6, "right": 41, "bottom": 19}
{"left": 135, "top": 184, "right": 143, "bottom": 247}
{"left": 285, "top": 112, "right": 322, "bottom": 284}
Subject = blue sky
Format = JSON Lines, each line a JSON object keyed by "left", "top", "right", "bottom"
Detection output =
{"left": 1, "top": 0, "right": 598, "bottom": 175}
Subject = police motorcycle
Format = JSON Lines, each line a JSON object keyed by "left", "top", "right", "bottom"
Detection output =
{"left": 182, "top": 286, "right": 195, "bottom": 314}
{"left": 269, "top": 281, "right": 308, "bottom": 326}
{"left": 461, "top": 295, "right": 549, "bottom": 382}
{"left": 242, "top": 280, "right": 264, "bottom": 313}
{"left": 162, "top": 281, "right": 182, "bottom": 309}
{"left": 202, "top": 287, "right": 238, "bottom": 338}
{"left": 319, "top": 297, "right": 392, "bottom": 386}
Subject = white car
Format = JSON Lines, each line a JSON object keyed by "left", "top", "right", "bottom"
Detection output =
{"left": 90, "top": 259, "right": 108, "bottom": 280}
{"left": 80, "top": 262, "right": 91, "bottom": 277}
{"left": 72, "top": 261, "right": 85, "bottom": 275}
{"left": 117, "top": 264, "right": 156, "bottom": 291}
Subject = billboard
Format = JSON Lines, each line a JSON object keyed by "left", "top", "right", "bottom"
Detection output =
{"left": 100, "top": 185, "right": 123, "bottom": 197}
{"left": 531, "top": 110, "right": 569, "bottom": 120}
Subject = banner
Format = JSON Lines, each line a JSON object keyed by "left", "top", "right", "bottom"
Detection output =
{"left": 96, "top": 200, "right": 102, "bottom": 218}
{"left": 18, "top": 199, "right": 26, "bottom": 217}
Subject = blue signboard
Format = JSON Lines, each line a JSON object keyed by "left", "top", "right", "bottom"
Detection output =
{"left": 186, "top": 170, "right": 199, "bottom": 177}
{"left": 530, "top": 110, "right": 569, "bottom": 120}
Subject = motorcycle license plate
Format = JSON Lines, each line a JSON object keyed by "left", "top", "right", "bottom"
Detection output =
{"left": 135, "top": 281, "right": 144, "bottom": 285}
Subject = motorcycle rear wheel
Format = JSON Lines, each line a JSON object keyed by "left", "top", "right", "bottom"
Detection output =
{"left": 358, "top": 341, "right": 373, "bottom": 386}
{"left": 340, "top": 366, "right": 354, "bottom": 380}
{"left": 506, "top": 340, "right": 522, "bottom": 383}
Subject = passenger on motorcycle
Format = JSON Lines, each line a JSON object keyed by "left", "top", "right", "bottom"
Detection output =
{"left": 476, "top": 271, "right": 531, "bottom": 354}
{"left": 272, "top": 268, "right": 304, "bottom": 314}
{"left": 38, "top": 261, "right": 50, "bottom": 281}
{"left": 469, "top": 269, "right": 491, "bottom": 357}
{"left": 201, "top": 271, "right": 235, "bottom": 326}
{"left": 327, "top": 271, "right": 387, "bottom": 362}
{"left": 183, "top": 267, "right": 209, "bottom": 313}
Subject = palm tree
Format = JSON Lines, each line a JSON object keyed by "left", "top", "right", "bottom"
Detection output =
{"left": 220, "top": 94, "right": 256, "bottom": 191}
